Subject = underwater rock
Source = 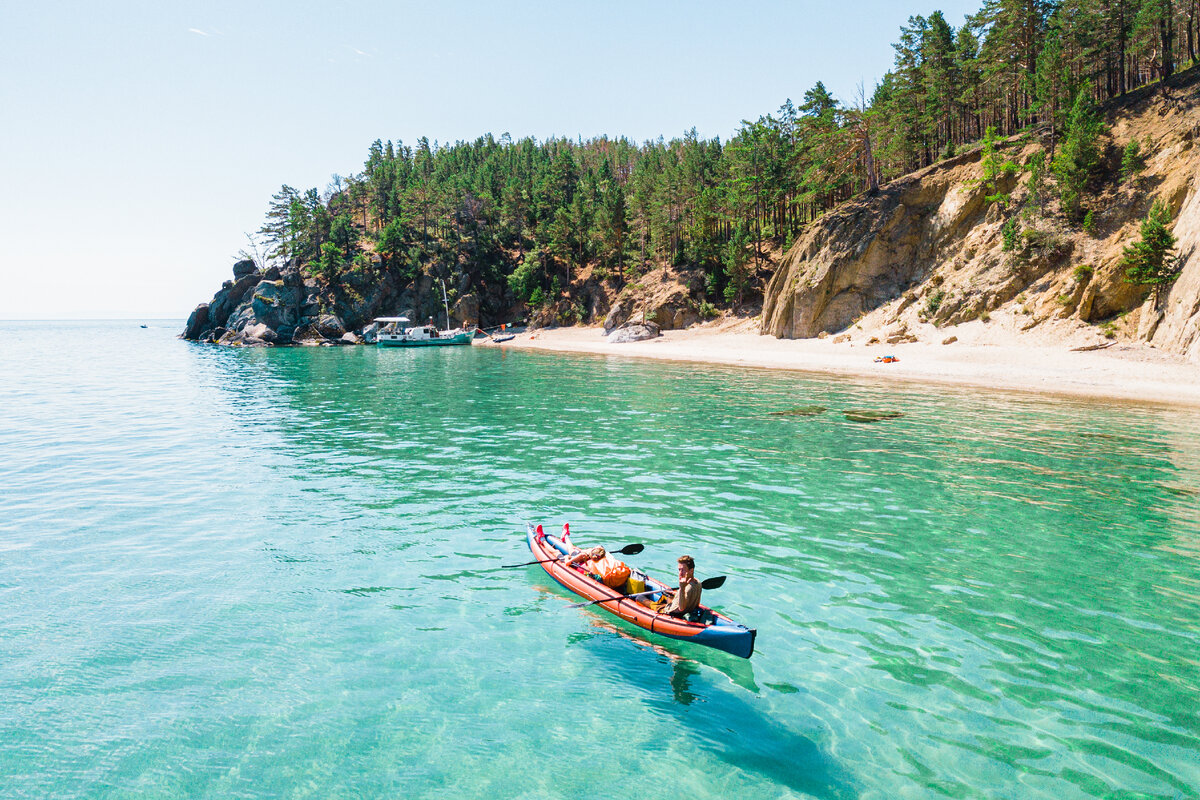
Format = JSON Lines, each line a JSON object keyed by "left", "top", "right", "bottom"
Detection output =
{"left": 769, "top": 406, "right": 827, "bottom": 417}
{"left": 844, "top": 409, "right": 905, "bottom": 423}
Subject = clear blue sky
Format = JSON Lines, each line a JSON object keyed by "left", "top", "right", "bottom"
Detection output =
{"left": 0, "top": 0, "right": 982, "bottom": 318}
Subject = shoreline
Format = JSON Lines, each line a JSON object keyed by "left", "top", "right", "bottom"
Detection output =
{"left": 485, "top": 320, "right": 1200, "bottom": 410}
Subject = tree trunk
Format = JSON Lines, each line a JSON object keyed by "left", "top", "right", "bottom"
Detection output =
{"left": 1188, "top": 0, "right": 1196, "bottom": 63}
{"left": 1119, "top": 3, "right": 1128, "bottom": 95}
{"left": 1161, "top": 4, "right": 1176, "bottom": 79}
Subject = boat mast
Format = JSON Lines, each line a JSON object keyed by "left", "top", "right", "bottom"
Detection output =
{"left": 439, "top": 278, "right": 450, "bottom": 331}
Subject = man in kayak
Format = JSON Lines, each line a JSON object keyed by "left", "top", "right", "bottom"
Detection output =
{"left": 659, "top": 555, "right": 701, "bottom": 618}
{"left": 562, "top": 545, "right": 631, "bottom": 589}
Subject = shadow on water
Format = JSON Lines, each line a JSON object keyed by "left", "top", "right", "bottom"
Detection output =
{"left": 566, "top": 611, "right": 858, "bottom": 800}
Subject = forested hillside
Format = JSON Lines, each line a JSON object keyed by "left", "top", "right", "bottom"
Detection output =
{"left": 186, "top": 0, "right": 1199, "bottom": 344}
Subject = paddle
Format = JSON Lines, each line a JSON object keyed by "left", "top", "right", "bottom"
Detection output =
{"left": 567, "top": 575, "right": 727, "bottom": 609}
{"left": 500, "top": 542, "right": 645, "bottom": 569}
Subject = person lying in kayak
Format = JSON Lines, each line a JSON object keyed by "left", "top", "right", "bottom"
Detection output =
{"left": 561, "top": 545, "right": 632, "bottom": 589}
{"left": 658, "top": 555, "right": 702, "bottom": 618}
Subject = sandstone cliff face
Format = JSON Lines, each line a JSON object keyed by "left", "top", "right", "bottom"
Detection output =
{"left": 762, "top": 70, "right": 1200, "bottom": 363}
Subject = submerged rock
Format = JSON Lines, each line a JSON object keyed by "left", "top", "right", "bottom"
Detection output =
{"left": 769, "top": 405, "right": 827, "bottom": 417}
{"left": 844, "top": 409, "right": 905, "bottom": 423}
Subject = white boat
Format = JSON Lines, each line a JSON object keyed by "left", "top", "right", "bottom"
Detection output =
{"left": 374, "top": 317, "right": 475, "bottom": 347}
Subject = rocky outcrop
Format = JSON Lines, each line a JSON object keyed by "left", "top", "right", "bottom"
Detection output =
{"left": 762, "top": 68, "right": 1200, "bottom": 363}
{"left": 603, "top": 266, "right": 705, "bottom": 333}
{"left": 761, "top": 146, "right": 1012, "bottom": 339}
{"left": 1144, "top": 124, "right": 1200, "bottom": 361}
{"left": 183, "top": 304, "right": 209, "bottom": 340}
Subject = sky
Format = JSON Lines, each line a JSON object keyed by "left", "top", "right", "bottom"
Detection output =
{"left": 1, "top": 0, "right": 983, "bottom": 319}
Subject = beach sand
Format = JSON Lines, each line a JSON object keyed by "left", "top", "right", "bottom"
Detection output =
{"left": 484, "top": 313, "right": 1200, "bottom": 409}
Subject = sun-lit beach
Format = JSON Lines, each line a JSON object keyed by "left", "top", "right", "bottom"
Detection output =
{"left": 494, "top": 319, "right": 1200, "bottom": 408}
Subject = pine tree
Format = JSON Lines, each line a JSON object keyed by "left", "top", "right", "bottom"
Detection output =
{"left": 1122, "top": 200, "right": 1178, "bottom": 300}
{"left": 1053, "top": 80, "right": 1103, "bottom": 220}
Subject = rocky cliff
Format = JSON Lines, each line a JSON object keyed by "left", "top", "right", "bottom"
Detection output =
{"left": 763, "top": 68, "right": 1200, "bottom": 363}
{"left": 182, "top": 256, "right": 490, "bottom": 346}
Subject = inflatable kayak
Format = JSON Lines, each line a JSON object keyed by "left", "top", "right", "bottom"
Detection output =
{"left": 526, "top": 522, "right": 756, "bottom": 658}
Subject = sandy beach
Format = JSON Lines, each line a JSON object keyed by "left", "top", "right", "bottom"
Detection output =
{"left": 487, "top": 313, "right": 1200, "bottom": 409}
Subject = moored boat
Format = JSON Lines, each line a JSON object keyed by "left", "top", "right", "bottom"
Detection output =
{"left": 375, "top": 278, "right": 475, "bottom": 347}
{"left": 374, "top": 317, "right": 475, "bottom": 347}
{"left": 525, "top": 522, "right": 756, "bottom": 658}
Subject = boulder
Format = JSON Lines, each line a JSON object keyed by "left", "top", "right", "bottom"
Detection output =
{"left": 341, "top": 332, "right": 362, "bottom": 345}
{"left": 216, "top": 328, "right": 271, "bottom": 347}
{"left": 361, "top": 322, "right": 380, "bottom": 344}
{"left": 292, "top": 325, "right": 327, "bottom": 345}
{"left": 316, "top": 314, "right": 346, "bottom": 337}
{"left": 609, "top": 322, "right": 661, "bottom": 343}
{"left": 244, "top": 322, "right": 278, "bottom": 343}
{"left": 452, "top": 293, "right": 480, "bottom": 328}
{"left": 208, "top": 273, "right": 260, "bottom": 330}
{"left": 250, "top": 279, "right": 302, "bottom": 339}
{"left": 672, "top": 308, "right": 700, "bottom": 329}
{"left": 226, "top": 302, "right": 256, "bottom": 331}
{"left": 182, "top": 304, "right": 209, "bottom": 340}
{"left": 603, "top": 301, "right": 632, "bottom": 334}
{"left": 232, "top": 259, "right": 257, "bottom": 280}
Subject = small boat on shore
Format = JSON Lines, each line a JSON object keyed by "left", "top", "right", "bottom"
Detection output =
{"left": 525, "top": 522, "right": 756, "bottom": 658}
{"left": 376, "top": 278, "right": 475, "bottom": 347}
{"left": 374, "top": 317, "right": 475, "bottom": 347}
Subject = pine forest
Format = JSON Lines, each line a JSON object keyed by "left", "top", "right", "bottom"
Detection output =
{"left": 251, "top": 0, "right": 1199, "bottom": 323}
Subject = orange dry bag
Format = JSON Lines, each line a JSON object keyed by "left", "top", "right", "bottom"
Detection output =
{"left": 588, "top": 554, "right": 631, "bottom": 588}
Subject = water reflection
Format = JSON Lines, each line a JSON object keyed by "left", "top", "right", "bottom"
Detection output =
{"left": 572, "top": 616, "right": 858, "bottom": 800}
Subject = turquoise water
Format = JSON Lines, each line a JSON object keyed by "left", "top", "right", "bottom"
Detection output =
{"left": 2, "top": 320, "right": 1199, "bottom": 799}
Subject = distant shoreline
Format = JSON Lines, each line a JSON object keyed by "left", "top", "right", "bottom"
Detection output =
{"left": 487, "top": 322, "right": 1200, "bottom": 410}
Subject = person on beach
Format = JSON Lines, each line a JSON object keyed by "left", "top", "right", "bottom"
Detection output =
{"left": 562, "top": 544, "right": 631, "bottom": 589}
{"left": 659, "top": 555, "right": 702, "bottom": 618}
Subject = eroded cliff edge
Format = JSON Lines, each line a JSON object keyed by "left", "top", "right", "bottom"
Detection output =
{"left": 762, "top": 70, "right": 1200, "bottom": 363}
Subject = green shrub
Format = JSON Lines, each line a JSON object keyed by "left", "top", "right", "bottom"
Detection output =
{"left": 976, "top": 126, "right": 1019, "bottom": 207}
{"left": 1073, "top": 264, "right": 1093, "bottom": 282}
{"left": 698, "top": 300, "right": 717, "bottom": 320}
{"left": 1025, "top": 151, "right": 1045, "bottom": 206}
{"left": 1002, "top": 218, "right": 1019, "bottom": 251}
{"left": 1082, "top": 210, "right": 1096, "bottom": 235}
{"left": 1120, "top": 139, "right": 1145, "bottom": 182}
{"left": 925, "top": 290, "right": 946, "bottom": 315}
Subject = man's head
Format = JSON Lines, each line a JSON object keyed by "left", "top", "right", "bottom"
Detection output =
{"left": 590, "top": 546, "right": 607, "bottom": 559}
{"left": 677, "top": 555, "right": 695, "bottom": 580}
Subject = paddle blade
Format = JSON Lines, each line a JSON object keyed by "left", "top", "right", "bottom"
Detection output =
{"left": 701, "top": 575, "right": 726, "bottom": 590}
{"left": 617, "top": 543, "right": 645, "bottom": 555}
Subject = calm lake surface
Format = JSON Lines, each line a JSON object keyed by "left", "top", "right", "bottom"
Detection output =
{"left": 2, "top": 320, "right": 1199, "bottom": 799}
